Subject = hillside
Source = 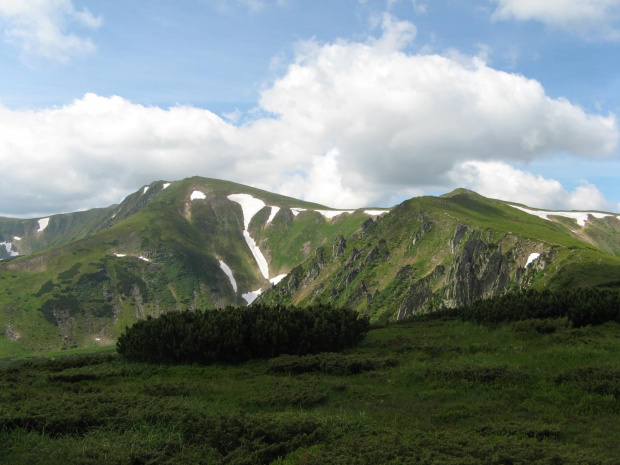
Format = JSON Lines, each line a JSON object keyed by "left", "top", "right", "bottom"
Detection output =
{"left": 1, "top": 318, "right": 619, "bottom": 464}
{"left": 261, "top": 189, "right": 620, "bottom": 323}
{"left": 0, "top": 177, "right": 381, "bottom": 356}
{"left": 1, "top": 178, "right": 620, "bottom": 357}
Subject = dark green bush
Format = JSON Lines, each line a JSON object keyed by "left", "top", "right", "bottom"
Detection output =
{"left": 116, "top": 304, "right": 370, "bottom": 364}
{"left": 425, "top": 288, "right": 620, "bottom": 327}
{"left": 267, "top": 352, "right": 397, "bottom": 375}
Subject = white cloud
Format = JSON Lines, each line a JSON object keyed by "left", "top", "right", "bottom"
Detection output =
{"left": 0, "top": 14, "right": 617, "bottom": 215}
{"left": 492, "top": 0, "right": 620, "bottom": 40}
{"left": 449, "top": 161, "right": 616, "bottom": 211}
{"left": 0, "top": 0, "right": 102, "bottom": 63}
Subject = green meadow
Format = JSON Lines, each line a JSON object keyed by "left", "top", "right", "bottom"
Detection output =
{"left": 2, "top": 317, "right": 619, "bottom": 464}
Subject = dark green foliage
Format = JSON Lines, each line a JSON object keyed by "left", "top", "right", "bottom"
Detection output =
{"left": 57, "top": 263, "right": 82, "bottom": 280}
{"left": 428, "top": 288, "right": 620, "bottom": 327}
{"left": 267, "top": 352, "right": 397, "bottom": 375}
{"left": 555, "top": 365, "right": 620, "bottom": 398}
{"left": 116, "top": 304, "right": 370, "bottom": 364}
{"left": 33, "top": 280, "right": 56, "bottom": 297}
{"left": 38, "top": 293, "right": 82, "bottom": 326}
{"left": 2, "top": 320, "right": 620, "bottom": 464}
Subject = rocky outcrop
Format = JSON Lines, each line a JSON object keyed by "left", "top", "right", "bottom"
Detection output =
{"left": 332, "top": 235, "right": 346, "bottom": 258}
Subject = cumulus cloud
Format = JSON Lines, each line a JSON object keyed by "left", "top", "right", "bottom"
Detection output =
{"left": 449, "top": 160, "right": 616, "bottom": 211}
{"left": 0, "top": 14, "right": 618, "bottom": 216}
{"left": 0, "top": 0, "right": 102, "bottom": 63}
{"left": 492, "top": 0, "right": 620, "bottom": 40}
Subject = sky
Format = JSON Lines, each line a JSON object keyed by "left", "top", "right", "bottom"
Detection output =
{"left": 0, "top": 0, "right": 619, "bottom": 217}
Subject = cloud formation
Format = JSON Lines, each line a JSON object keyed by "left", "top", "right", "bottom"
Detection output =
{"left": 0, "top": 0, "right": 102, "bottom": 62}
{"left": 0, "top": 14, "right": 617, "bottom": 216}
{"left": 449, "top": 161, "right": 616, "bottom": 211}
{"left": 492, "top": 0, "right": 620, "bottom": 40}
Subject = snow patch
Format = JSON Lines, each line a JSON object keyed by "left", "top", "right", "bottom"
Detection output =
{"left": 270, "top": 274, "right": 287, "bottom": 285}
{"left": 291, "top": 208, "right": 306, "bottom": 216}
{"left": 139, "top": 256, "right": 151, "bottom": 262}
{"left": 525, "top": 253, "right": 540, "bottom": 267}
{"left": 190, "top": 190, "right": 206, "bottom": 201}
{"left": 219, "top": 260, "right": 238, "bottom": 293}
{"left": 267, "top": 206, "right": 280, "bottom": 223}
{"left": 163, "top": 183, "right": 171, "bottom": 189}
{"left": 242, "top": 288, "right": 262, "bottom": 305}
{"left": 364, "top": 210, "right": 389, "bottom": 216}
{"left": 228, "top": 194, "right": 267, "bottom": 229}
{"left": 227, "top": 194, "right": 270, "bottom": 279}
{"left": 13, "top": 236, "right": 21, "bottom": 241}
{"left": 511, "top": 205, "right": 612, "bottom": 227}
{"left": 37, "top": 218, "right": 49, "bottom": 232}
{"left": 114, "top": 253, "right": 126, "bottom": 257}
{"left": 316, "top": 210, "right": 354, "bottom": 219}
{"left": 111, "top": 213, "right": 116, "bottom": 219}
{"left": 142, "top": 186, "right": 149, "bottom": 194}
{"left": 0, "top": 242, "right": 18, "bottom": 257}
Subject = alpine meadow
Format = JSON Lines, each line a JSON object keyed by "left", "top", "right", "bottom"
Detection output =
{"left": 2, "top": 0, "right": 620, "bottom": 463}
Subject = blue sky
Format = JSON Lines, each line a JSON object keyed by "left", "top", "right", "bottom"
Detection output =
{"left": 0, "top": 0, "right": 619, "bottom": 216}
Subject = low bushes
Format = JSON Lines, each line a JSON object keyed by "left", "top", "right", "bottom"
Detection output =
{"left": 116, "top": 303, "right": 370, "bottom": 364}
{"left": 425, "top": 288, "right": 620, "bottom": 327}
{"left": 267, "top": 352, "right": 397, "bottom": 375}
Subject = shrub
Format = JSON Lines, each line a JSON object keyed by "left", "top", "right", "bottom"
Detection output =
{"left": 116, "top": 304, "right": 370, "bottom": 364}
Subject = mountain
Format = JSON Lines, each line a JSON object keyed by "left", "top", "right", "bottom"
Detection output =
{"left": 0, "top": 177, "right": 383, "bottom": 356}
{"left": 261, "top": 189, "right": 620, "bottom": 322}
{"left": 1, "top": 178, "right": 619, "bottom": 357}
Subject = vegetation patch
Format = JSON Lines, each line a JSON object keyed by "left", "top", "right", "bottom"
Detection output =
{"left": 116, "top": 304, "right": 370, "bottom": 364}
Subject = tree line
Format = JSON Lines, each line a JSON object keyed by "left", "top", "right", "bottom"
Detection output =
{"left": 116, "top": 303, "right": 370, "bottom": 364}
{"left": 430, "top": 288, "right": 620, "bottom": 327}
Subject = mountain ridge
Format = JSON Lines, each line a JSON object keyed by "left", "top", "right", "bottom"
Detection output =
{"left": 1, "top": 177, "right": 619, "bottom": 357}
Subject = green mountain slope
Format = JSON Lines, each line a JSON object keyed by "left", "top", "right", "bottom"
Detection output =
{"left": 260, "top": 189, "right": 620, "bottom": 323}
{"left": 1, "top": 180, "right": 619, "bottom": 357}
{"left": 0, "top": 177, "right": 375, "bottom": 356}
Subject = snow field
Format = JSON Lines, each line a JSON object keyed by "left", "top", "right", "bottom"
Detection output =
{"left": 219, "top": 260, "right": 238, "bottom": 292}
{"left": 269, "top": 274, "right": 287, "bottom": 285}
{"left": 511, "top": 205, "right": 612, "bottom": 227}
{"left": 242, "top": 289, "right": 262, "bottom": 305}
{"left": 525, "top": 253, "right": 540, "bottom": 267}
{"left": 37, "top": 218, "right": 50, "bottom": 232}
{"left": 227, "top": 194, "right": 270, "bottom": 280}
{"left": 190, "top": 190, "right": 206, "bottom": 200}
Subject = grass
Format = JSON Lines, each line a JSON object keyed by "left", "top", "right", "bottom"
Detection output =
{"left": 1, "top": 318, "right": 619, "bottom": 464}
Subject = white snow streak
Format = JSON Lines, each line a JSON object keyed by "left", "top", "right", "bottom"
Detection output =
{"left": 219, "top": 260, "right": 238, "bottom": 293}
{"left": 143, "top": 186, "right": 149, "bottom": 194}
{"left": 190, "top": 190, "right": 206, "bottom": 200}
{"left": 163, "top": 183, "right": 171, "bottom": 189}
{"left": 227, "top": 194, "right": 270, "bottom": 279}
{"left": 267, "top": 206, "right": 280, "bottom": 223}
{"left": 0, "top": 242, "right": 19, "bottom": 257}
{"left": 114, "top": 253, "right": 126, "bottom": 257}
{"left": 37, "top": 218, "right": 50, "bottom": 232}
{"left": 269, "top": 274, "right": 287, "bottom": 285}
{"left": 13, "top": 236, "right": 21, "bottom": 241}
{"left": 291, "top": 208, "right": 306, "bottom": 216}
{"left": 242, "top": 288, "right": 262, "bottom": 305}
{"left": 525, "top": 253, "right": 540, "bottom": 267}
{"left": 511, "top": 205, "right": 612, "bottom": 227}
{"left": 364, "top": 210, "right": 389, "bottom": 216}
{"left": 139, "top": 256, "right": 151, "bottom": 262}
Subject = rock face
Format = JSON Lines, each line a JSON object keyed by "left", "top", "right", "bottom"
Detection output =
{"left": 260, "top": 195, "right": 586, "bottom": 323}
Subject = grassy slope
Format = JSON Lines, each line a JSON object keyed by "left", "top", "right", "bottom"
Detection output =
{"left": 1, "top": 319, "right": 619, "bottom": 464}
{"left": 0, "top": 178, "right": 372, "bottom": 357}
{"left": 261, "top": 191, "right": 620, "bottom": 321}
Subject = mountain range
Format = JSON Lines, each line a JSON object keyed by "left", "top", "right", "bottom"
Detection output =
{"left": 1, "top": 176, "right": 619, "bottom": 357}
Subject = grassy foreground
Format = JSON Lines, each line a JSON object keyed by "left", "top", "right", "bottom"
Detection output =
{"left": 1, "top": 318, "right": 619, "bottom": 464}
